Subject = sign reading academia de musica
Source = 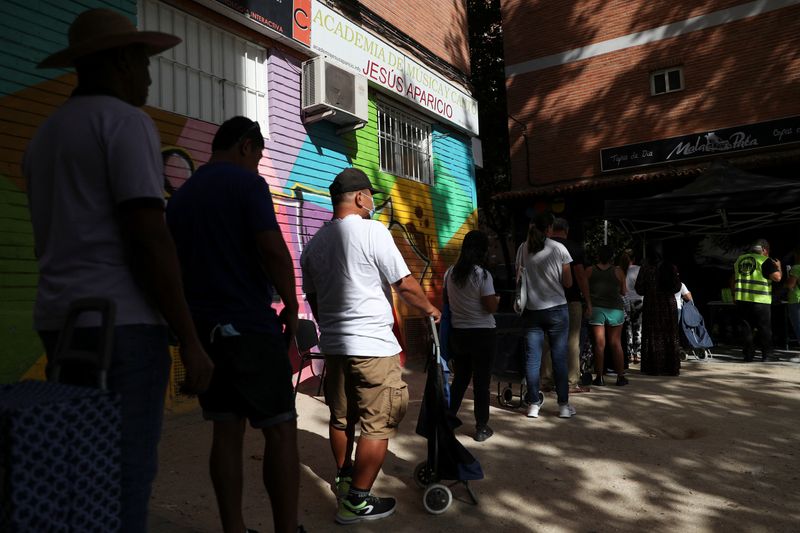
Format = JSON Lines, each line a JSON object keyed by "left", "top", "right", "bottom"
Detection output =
{"left": 600, "top": 116, "right": 800, "bottom": 172}
{"left": 213, "top": 0, "right": 311, "bottom": 46}
{"left": 309, "top": 2, "right": 480, "bottom": 136}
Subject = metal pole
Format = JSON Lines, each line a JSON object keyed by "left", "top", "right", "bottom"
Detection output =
{"left": 604, "top": 219, "right": 608, "bottom": 245}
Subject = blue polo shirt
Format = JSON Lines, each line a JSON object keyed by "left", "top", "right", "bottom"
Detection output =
{"left": 167, "top": 161, "right": 282, "bottom": 335}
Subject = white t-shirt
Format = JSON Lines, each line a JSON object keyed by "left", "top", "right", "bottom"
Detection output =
{"left": 626, "top": 264, "right": 643, "bottom": 302}
{"left": 445, "top": 265, "right": 496, "bottom": 329}
{"left": 300, "top": 215, "right": 411, "bottom": 356}
{"left": 23, "top": 95, "right": 166, "bottom": 329}
{"left": 675, "top": 283, "right": 690, "bottom": 310}
{"left": 515, "top": 238, "right": 573, "bottom": 310}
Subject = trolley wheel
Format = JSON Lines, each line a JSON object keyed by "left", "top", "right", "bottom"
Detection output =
{"left": 413, "top": 461, "right": 433, "bottom": 488}
{"left": 497, "top": 384, "right": 514, "bottom": 408}
{"left": 423, "top": 483, "right": 452, "bottom": 514}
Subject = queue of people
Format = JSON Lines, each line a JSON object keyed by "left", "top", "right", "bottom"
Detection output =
{"left": 21, "top": 8, "right": 798, "bottom": 531}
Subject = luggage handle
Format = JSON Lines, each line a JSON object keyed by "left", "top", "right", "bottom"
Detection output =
{"left": 50, "top": 298, "right": 116, "bottom": 391}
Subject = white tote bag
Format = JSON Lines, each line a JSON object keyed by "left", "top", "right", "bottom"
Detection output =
{"left": 513, "top": 244, "right": 528, "bottom": 316}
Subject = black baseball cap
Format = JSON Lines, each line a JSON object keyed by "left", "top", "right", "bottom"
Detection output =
{"left": 329, "top": 168, "right": 383, "bottom": 196}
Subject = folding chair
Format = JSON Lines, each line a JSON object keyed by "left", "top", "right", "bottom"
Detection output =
{"left": 294, "top": 318, "right": 326, "bottom": 397}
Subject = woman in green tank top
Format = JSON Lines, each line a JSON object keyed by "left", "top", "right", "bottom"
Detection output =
{"left": 787, "top": 247, "right": 800, "bottom": 346}
{"left": 586, "top": 245, "right": 628, "bottom": 386}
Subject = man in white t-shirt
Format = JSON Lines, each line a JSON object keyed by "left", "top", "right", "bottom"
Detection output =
{"left": 301, "top": 168, "right": 440, "bottom": 525}
{"left": 23, "top": 9, "right": 213, "bottom": 531}
{"left": 675, "top": 282, "right": 693, "bottom": 319}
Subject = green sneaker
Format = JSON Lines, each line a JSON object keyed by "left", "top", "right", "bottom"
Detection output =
{"left": 335, "top": 494, "right": 396, "bottom": 524}
{"left": 334, "top": 471, "right": 353, "bottom": 502}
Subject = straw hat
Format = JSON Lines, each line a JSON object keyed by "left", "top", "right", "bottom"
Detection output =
{"left": 38, "top": 8, "right": 181, "bottom": 69}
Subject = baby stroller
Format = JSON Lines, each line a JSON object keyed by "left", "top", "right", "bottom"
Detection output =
{"left": 414, "top": 317, "right": 482, "bottom": 514}
{"left": 680, "top": 301, "right": 714, "bottom": 360}
{"left": 492, "top": 313, "right": 528, "bottom": 408}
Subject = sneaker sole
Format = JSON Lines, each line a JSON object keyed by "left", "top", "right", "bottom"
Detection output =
{"left": 335, "top": 506, "right": 395, "bottom": 524}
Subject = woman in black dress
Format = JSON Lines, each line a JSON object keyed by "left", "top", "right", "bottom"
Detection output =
{"left": 635, "top": 246, "right": 682, "bottom": 376}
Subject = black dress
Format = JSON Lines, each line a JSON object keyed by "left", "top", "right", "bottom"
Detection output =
{"left": 635, "top": 263, "right": 682, "bottom": 376}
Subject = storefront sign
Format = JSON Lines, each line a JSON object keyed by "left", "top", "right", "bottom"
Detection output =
{"left": 600, "top": 115, "right": 800, "bottom": 172}
{"left": 213, "top": 0, "right": 311, "bottom": 45}
{"left": 309, "top": 2, "right": 479, "bottom": 135}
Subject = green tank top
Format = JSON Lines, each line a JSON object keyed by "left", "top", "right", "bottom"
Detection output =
{"left": 789, "top": 264, "right": 800, "bottom": 305}
{"left": 590, "top": 266, "right": 623, "bottom": 309}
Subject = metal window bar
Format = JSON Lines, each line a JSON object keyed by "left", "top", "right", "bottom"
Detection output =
{"left": 377, "top": 102, "right": 432, "bottom": 184}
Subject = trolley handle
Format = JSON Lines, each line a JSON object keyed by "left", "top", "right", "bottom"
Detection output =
{"left": 427, "top": 315, "right": 440, "bottom": 350}
{"left": 50, "top": 298, "right": 116, "bottom": 391}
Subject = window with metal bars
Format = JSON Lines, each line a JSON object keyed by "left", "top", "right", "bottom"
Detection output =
{"left": 377, "top": 100, "right": 433, "bottom": 185}
{"left": 139, "top": 0, "right": 268, "bottom": 133}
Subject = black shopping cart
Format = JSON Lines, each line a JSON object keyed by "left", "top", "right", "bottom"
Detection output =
{"left": 414, "top": 316, "right": 483, "bottom": 514}
{"left": 492, "top": 313, "right": 527, "bottom": 408}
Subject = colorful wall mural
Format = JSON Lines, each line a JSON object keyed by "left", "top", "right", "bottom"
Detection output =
{"left": 0, "top": 1, "right": 478, "bottom": 383}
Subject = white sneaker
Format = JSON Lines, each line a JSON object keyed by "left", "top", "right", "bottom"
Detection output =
{"left": 527, "top": 403, "right": 541, "bottom": 418}
{"left": 558, "top": 404, "right": 576, "bottom": 418}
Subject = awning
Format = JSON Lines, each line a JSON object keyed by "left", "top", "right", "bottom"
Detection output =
{"left": 603, "top": 160, "right": 800, "bottom": 239}
{"left": 492, "top": 146, "right": 800, "bottom": 202}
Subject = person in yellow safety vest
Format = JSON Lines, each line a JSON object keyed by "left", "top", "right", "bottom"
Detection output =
{"left": 733, "top": 239, "right": 782, "bottom": 361}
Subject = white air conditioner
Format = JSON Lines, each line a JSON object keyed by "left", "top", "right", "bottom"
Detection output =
{"left": 302, "top": 57, "right": 368, "bottom": 128}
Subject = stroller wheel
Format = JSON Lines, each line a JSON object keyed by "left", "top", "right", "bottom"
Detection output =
{"left": 423, "top": 483, "right": 452, "bottom": 514}
{"left": 413, "top": 461, "right": 433, "bottom": 488}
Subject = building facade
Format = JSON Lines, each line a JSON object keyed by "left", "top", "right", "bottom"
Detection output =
{"left": 499, "top": 0, "right": 800, "bottom": 229}
{"left": 0, "top": 0, "right": 479, "bottom": 383}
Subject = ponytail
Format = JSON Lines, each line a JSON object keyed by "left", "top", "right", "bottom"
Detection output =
{"left": 526, "top": 212, "right": 554, "bottom": 255}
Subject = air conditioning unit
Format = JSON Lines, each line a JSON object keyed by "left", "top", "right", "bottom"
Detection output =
{"left": 302, "top": 57, "right": 368, "bottom": 128}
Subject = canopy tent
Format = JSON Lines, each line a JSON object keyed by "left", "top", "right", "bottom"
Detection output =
{"left": 604, "top": 160, "right": 800, "bottom": 239}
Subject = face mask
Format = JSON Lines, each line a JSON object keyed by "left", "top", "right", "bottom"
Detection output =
{"left": 363, "top": 194, "right": 375, "bottom": 219}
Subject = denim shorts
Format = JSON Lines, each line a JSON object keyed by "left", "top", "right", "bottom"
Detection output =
{"left": 197, "top": 323, "right": 296, "bottom": 428}
{"left": 589, "top": 306, "right": 625, "bottom": 326}
{"left": 324, "top": 354, "right": 408, "bottom": 440}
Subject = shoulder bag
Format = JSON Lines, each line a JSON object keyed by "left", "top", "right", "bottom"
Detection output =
{"left": 513, "top": 244, "right": 528, "bottom": 316}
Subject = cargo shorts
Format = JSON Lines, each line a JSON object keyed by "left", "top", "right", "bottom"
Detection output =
{"left": 324, "top": 354, "right": 409, "bottom": 440}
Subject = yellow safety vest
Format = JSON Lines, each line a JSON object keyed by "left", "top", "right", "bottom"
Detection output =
{"left": 733, "top": 253, "right": 771, "bottom": 304}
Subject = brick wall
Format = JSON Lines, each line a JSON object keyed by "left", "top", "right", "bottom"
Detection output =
{"left": 501, "top": 1, "right": 800, "bottom": 188}
{"left": 501, "top": 0, "right": 747, "bottom": 65}
{"left": 360, "top": 0, "right": 470, "bottom": 75}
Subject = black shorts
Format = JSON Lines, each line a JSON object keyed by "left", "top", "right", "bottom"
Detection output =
{"left": 197, "top": 323, "right": 296, "bottom": 428}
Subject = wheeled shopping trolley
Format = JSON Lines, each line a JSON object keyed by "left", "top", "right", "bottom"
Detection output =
{"left": 492, "top": 313, "right": 527, "bottom": 409}
{"left": 413, "top": 316, "right": 482, "bottom": 514}
{"left": 0, "top": 299, "right": 121, "bottom": 532}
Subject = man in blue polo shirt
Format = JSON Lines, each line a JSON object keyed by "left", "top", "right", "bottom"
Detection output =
{"left": 167, "top": 116, "right": 300, "bottom": 533}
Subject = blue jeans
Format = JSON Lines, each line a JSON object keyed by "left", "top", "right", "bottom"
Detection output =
{"left": 523, "top": 304, "right": 570, "bottom": 405}
{"left": 40, "top": 325, "right": 171, "bottom": 533}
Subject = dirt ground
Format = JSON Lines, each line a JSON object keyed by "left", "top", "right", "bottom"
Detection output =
{"left": 149, "top": 348, "right": 800, "bottom": 533}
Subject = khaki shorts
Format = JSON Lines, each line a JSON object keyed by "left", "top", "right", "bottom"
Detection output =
{"left": 324, "top": 354, "right": 409, "bottom": 440}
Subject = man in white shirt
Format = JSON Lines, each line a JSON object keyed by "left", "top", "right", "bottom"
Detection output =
{"left": 301, "top": 168, "right": 440, "bottom": 524}
{"left": 675, "top": 282, "right": 693, "bottom": 319}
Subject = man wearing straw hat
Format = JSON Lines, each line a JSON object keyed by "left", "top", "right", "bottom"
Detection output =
{"left": 23, "top": 8, "right": 214, "bottom": 531}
